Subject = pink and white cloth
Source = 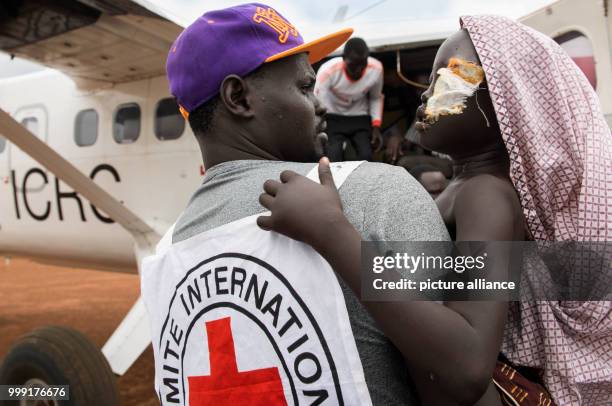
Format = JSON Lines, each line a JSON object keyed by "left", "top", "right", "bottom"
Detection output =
{"left": 461, "top": 15, "right": 612, "bottom": 405}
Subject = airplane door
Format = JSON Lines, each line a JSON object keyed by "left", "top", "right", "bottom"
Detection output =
{"left": 9, "top": 105, "right": 48, "bottom": 169}
{"left": 7, "top": 105, "right": 50, "bottom": 216}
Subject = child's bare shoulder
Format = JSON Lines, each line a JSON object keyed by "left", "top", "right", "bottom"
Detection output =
{"left": 456, "top": 174, "right": 521, "bottom": 215}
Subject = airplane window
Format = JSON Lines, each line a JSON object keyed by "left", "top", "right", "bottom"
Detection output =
{"left": 0, "top": 135, "right": 5, "bottom": 153}
{"left": 155, "top": 98, "right": 185, "bottom": 141}
{"left": 75, "top": 109, "right": 98, "bottom": 147}
{"left": 555, "top": 31, "right": 597, "bottom": 89}
{"left": 113, "top": 103, "right": 141, "bottom": 144}
{"left": 21, "top": 117, "right": 39, "bottom": 136}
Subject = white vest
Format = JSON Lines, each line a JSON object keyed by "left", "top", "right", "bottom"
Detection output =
{"left": 141, "top": 161, "right": 372, "bottom": 406}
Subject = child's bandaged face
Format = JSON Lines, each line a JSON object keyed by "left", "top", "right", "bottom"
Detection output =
{"left": 425, "top": 58, "right": 485, "bottom": 123}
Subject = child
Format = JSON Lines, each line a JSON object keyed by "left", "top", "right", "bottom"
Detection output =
{"left": 258, "top": 16, "right": 611, "bottom": 405}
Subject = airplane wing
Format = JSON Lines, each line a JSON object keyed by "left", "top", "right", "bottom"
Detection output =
{"left": 0, "top": 0, "right": 182, "bottom": 88}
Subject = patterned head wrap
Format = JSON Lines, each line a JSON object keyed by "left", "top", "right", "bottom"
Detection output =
{"left": 460, "top": 15, "right": 612, "bottom": 405}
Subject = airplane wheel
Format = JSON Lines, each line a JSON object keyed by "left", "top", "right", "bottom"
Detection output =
{"left": 0, "top": 326, "right": 119, "bottom": 406}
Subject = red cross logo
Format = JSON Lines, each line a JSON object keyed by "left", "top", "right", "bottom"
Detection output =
{"left": 188, "top": 317, "right": 288, "bottom": 405}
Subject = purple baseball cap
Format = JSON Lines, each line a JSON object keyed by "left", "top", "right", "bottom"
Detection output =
{"left": 166, "top": 3, "right": 353, "bottom": 119}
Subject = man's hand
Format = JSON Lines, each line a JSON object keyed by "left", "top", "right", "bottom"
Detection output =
{"left": 257, "top": 157, "right": 350, "bottom": 252}
{"left": 385, "top": 133, "right": 405, "bottom": 164}
{"left": 371, "top": 127, "right": 383, "bottom": 152}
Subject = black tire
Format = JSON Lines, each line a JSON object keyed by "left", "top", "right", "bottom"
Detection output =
{"left": 0, "top": 326, "right": 119, "bottom": 406}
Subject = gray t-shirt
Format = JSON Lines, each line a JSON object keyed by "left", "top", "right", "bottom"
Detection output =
{"left": 173, "top": 159, "right": 450, "bottom": 405}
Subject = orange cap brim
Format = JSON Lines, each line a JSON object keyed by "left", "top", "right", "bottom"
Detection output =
{"left": 265, "top": 28, "right": 353, "bottom": 64}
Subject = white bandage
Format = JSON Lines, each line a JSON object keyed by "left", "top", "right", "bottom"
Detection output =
{"left": 425, "top": 67, "right": 482, "bottom": 123}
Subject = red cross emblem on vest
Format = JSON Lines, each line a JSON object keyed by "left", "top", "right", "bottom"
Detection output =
{"left": 188, "top": 317, "right": 288, "bottom": 405}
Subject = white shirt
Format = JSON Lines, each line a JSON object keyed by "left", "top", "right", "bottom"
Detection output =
{"left": 315, "top": 56, "right": 384, "bottom": 127}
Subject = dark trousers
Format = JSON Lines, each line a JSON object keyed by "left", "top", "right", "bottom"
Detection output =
{"left": 326, "top": 114, "right": 372, "bottom": 162}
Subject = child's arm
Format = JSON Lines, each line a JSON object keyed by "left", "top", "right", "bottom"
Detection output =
{"left": 257, "top": 158, "right": 521, "bottom": 405}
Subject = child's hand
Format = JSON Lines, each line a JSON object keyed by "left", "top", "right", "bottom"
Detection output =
{"left": 257, "top": 157, "right": 349, "bottom": 251}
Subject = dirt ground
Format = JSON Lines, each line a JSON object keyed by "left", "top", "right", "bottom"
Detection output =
{"left": 0, "top": 257, "right": 158, "bottom": 406}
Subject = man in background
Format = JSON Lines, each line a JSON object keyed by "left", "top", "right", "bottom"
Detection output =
{"left": 315, "top": 37, "right": 384, "bottom": 161}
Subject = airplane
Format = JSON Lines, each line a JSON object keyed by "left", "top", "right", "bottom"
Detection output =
{"left": 0, "top": 0, "right": 610, "bottom": 404}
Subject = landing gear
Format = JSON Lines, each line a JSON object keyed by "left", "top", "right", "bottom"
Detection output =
{"left": 0, "top": 326, "right": 119, "bottom": 406}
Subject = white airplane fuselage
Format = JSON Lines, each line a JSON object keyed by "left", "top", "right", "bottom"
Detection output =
{"left": 0, "top": 70, "right": 202, "bottom": 273}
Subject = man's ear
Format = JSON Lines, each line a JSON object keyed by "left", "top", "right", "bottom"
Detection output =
{"left": 219, "top": 74, "right": 254, "bottom": 118}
